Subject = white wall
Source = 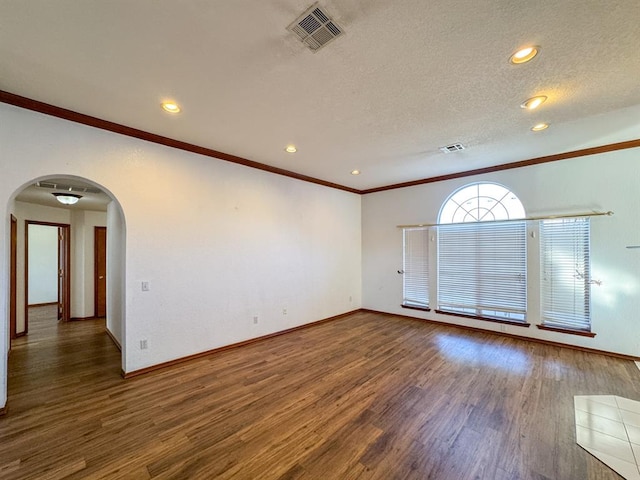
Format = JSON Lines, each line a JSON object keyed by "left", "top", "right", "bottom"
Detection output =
{"left": 362, "top": 148, "right": 640, "bottom": 357}
{"left": 0, "top": 103, "right": 362, "bottom": 409}
{"left": 71, "top": 209, "right": 107, "bottom": 319}
{"left": 106, "top": 201, "right": 125, "bottom": 347}
{"left": 27, "top": 224, "right": 58, "bottom": 305}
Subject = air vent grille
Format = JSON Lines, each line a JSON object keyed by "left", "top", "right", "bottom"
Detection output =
{"left": 287, "top": 4, "right": 344, "bottom": 52}
{"left": 439, "top": 143, "right": 466, "bottom": 154}
{"left": 36, "top": 181, "right": 101, "bottom": 194}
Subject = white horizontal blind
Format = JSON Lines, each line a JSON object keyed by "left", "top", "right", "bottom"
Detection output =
{"left": 438, "top": 221, "right": 527, "bottom": 321}
{"left": 403, "top": 228, "right": 429, "bottom": 308}
{"left": 540, "top": 218, "right": 591, "bottom": 331}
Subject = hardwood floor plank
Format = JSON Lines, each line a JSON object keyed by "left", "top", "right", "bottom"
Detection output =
{"left": 2, "top": 306, "right": 640, "bottom": 479}
{"left": 37, "top": 458, "right": 87, "bottom": 480}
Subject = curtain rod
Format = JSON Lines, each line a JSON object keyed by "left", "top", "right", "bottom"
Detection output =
{"left": 397, "top": 211, "right": 614, "bottom": 228}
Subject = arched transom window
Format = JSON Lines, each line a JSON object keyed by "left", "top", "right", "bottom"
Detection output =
{"left": 438, "top": 182, "right": 525, "bottom": 224}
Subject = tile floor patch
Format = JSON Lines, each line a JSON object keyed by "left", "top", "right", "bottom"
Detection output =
{"left": 626, "top": 424, "right": 640, "bottom": 445}
{"left": 617, "top": 397, "right": 640, "bottom": 414}
{"left": 575, "top": 395, "right": 640, "bottom": 479}
{"left": 575, "top": 425, "right": 635, "bottom": 463}
{"left": 581, "top": 446, "right": 640, "bottom": 480}
{"left": 574, "top": 396, "right": 623, "bottom": 422}
{"left": 621, "top": 409, "right": 640, "bottom": 430}
{"left": 574, "top": 409, "right": 627, "bottom": 441}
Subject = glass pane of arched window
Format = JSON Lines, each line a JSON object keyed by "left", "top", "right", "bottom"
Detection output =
{"left": 438, "top": 183, "right": 525, "bottom": 224}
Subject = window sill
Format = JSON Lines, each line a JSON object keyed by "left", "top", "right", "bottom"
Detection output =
{"left": 434, "top": 310, "right": 530, "bottom": 328}
{"left": 537, "top": 324, "right": 596, "bottom": 337}
{"left": 401, "top": 304, "right": 431, "bottom": 312}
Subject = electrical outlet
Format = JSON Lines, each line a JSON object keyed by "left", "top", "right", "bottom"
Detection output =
{"left": 349, "top": 295, "right": 352, "bottom": 302}
{"left": 500, "top": 325, "right": 506, "bottom": 333}
{"left": 253, "top": 316, "right": 258, "bottom": 324}
{"left": 141, "top": 281, "right": 150, "bottom": 292}
{"left": 282, "top": 308, "right": 287, "bottom": 315}
{"left": 140, "top": 339, "right": 148, "bottom": 350}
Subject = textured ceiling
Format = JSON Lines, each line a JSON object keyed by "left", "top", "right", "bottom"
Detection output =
{"left": 1, "top": 0, "right": 639, "bottom": 190}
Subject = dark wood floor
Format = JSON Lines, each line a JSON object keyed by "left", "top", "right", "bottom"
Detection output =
{"left": 1, "top": 307, "right": 638, "bottom": 479}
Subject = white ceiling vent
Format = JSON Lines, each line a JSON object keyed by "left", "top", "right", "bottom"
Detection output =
{"left": 287, "top": 4, "right": 344, "bottom": 52}
{"left": 439, "top": 143, "right": 466, "bottom": 154}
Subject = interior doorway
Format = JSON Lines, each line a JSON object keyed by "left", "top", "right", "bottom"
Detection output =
{"left": 25, "top": 221, "right": 71, "bottom": 332}
{"left": 4, "top": 175, "right": 127, "bottom": 413}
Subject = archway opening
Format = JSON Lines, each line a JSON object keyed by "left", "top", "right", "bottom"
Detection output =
{"left": 4, "top": 174, "right": 126, "bottom": 410}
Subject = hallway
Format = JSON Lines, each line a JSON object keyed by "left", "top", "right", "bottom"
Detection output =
{"left": 7, "top": 305, "right": 121, "bottom": 415}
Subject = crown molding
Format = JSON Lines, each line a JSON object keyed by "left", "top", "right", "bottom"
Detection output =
{"left": 2, "top": 90, "right": 638, "bottom": 196}
{"left": 360, "top": 139, "right": 640, "bottom": 194}
{"left": 0, "top": 90, "right": 359, "bottom": 194}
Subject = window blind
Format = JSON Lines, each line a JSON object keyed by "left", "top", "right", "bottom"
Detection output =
{"left": 540, "top": 218, "right": 591, "bottom": 331}
{"left": 437, "top": 221, "right": 527, "bottom": 322}
{"left": 403, "top": 228, "right": 429, "bottom": 308}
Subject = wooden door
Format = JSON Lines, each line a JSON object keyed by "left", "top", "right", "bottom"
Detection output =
{"left": 57, "top": 225, "right": 71, "bottom": 322}
{"left": 10, "top": 215, "right": 17, "bottom": 340}
{"left": 94, "top": 227, "right": 107, "bottom": 318}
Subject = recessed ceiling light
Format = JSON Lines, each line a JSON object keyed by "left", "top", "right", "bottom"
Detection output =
{"left": 161, "top": 102, "right": 181, "bottom": 113}
{"left": 285, "top": 145, "right": 297, "bottom": 153}
{"left": 510, "top": 46, "right": 539, "bottom": 64}
{"left": 520, "top": 96, "right": 547, "bottom": 110}
{"left": 531, "top": 123, "right": 549, "bottom": 131}
{"left": 351, "top": 170, "right": 360, "bottom": 175}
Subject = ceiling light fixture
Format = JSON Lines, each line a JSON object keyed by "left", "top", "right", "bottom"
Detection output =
{"left": 521, "top": 96, "right": 547, "bottom": 110}
{"left": 52, "top": 193, "right": 82, "bottom": 205}
{"left": 351, "top": 170, "right": 360, "bottom": 175}
{"left": 510, "top": 46, "right": 539, "bottom": 64}
{"left": 285, "top": 145, "right": 297, "bottom": 153}
{"left": 161, "top": 102, "right": 181, "bottom": 113}
{"left": 531, "top": 123, "right": 549, "bottom": 131}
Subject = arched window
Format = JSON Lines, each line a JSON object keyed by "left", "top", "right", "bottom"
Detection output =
{"left": 437, "top": 182, "right": 527, "bottom": 323}
{"left": 438, "top": 182, "right": 525, "bottom": 224}
{"left": 402, "top": 181, "right": 592, "bottom": 332}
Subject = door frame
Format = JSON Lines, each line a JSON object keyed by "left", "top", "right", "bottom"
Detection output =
{"left": 25, "top": 220, "right": 71, "bottom": 332}
{"left": 9, "top": 215, "right": 17, "bottom": 342}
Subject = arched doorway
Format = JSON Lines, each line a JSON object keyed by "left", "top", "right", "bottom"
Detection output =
{"left": 2, "top": 175, "right": 126, "bottom": 410}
